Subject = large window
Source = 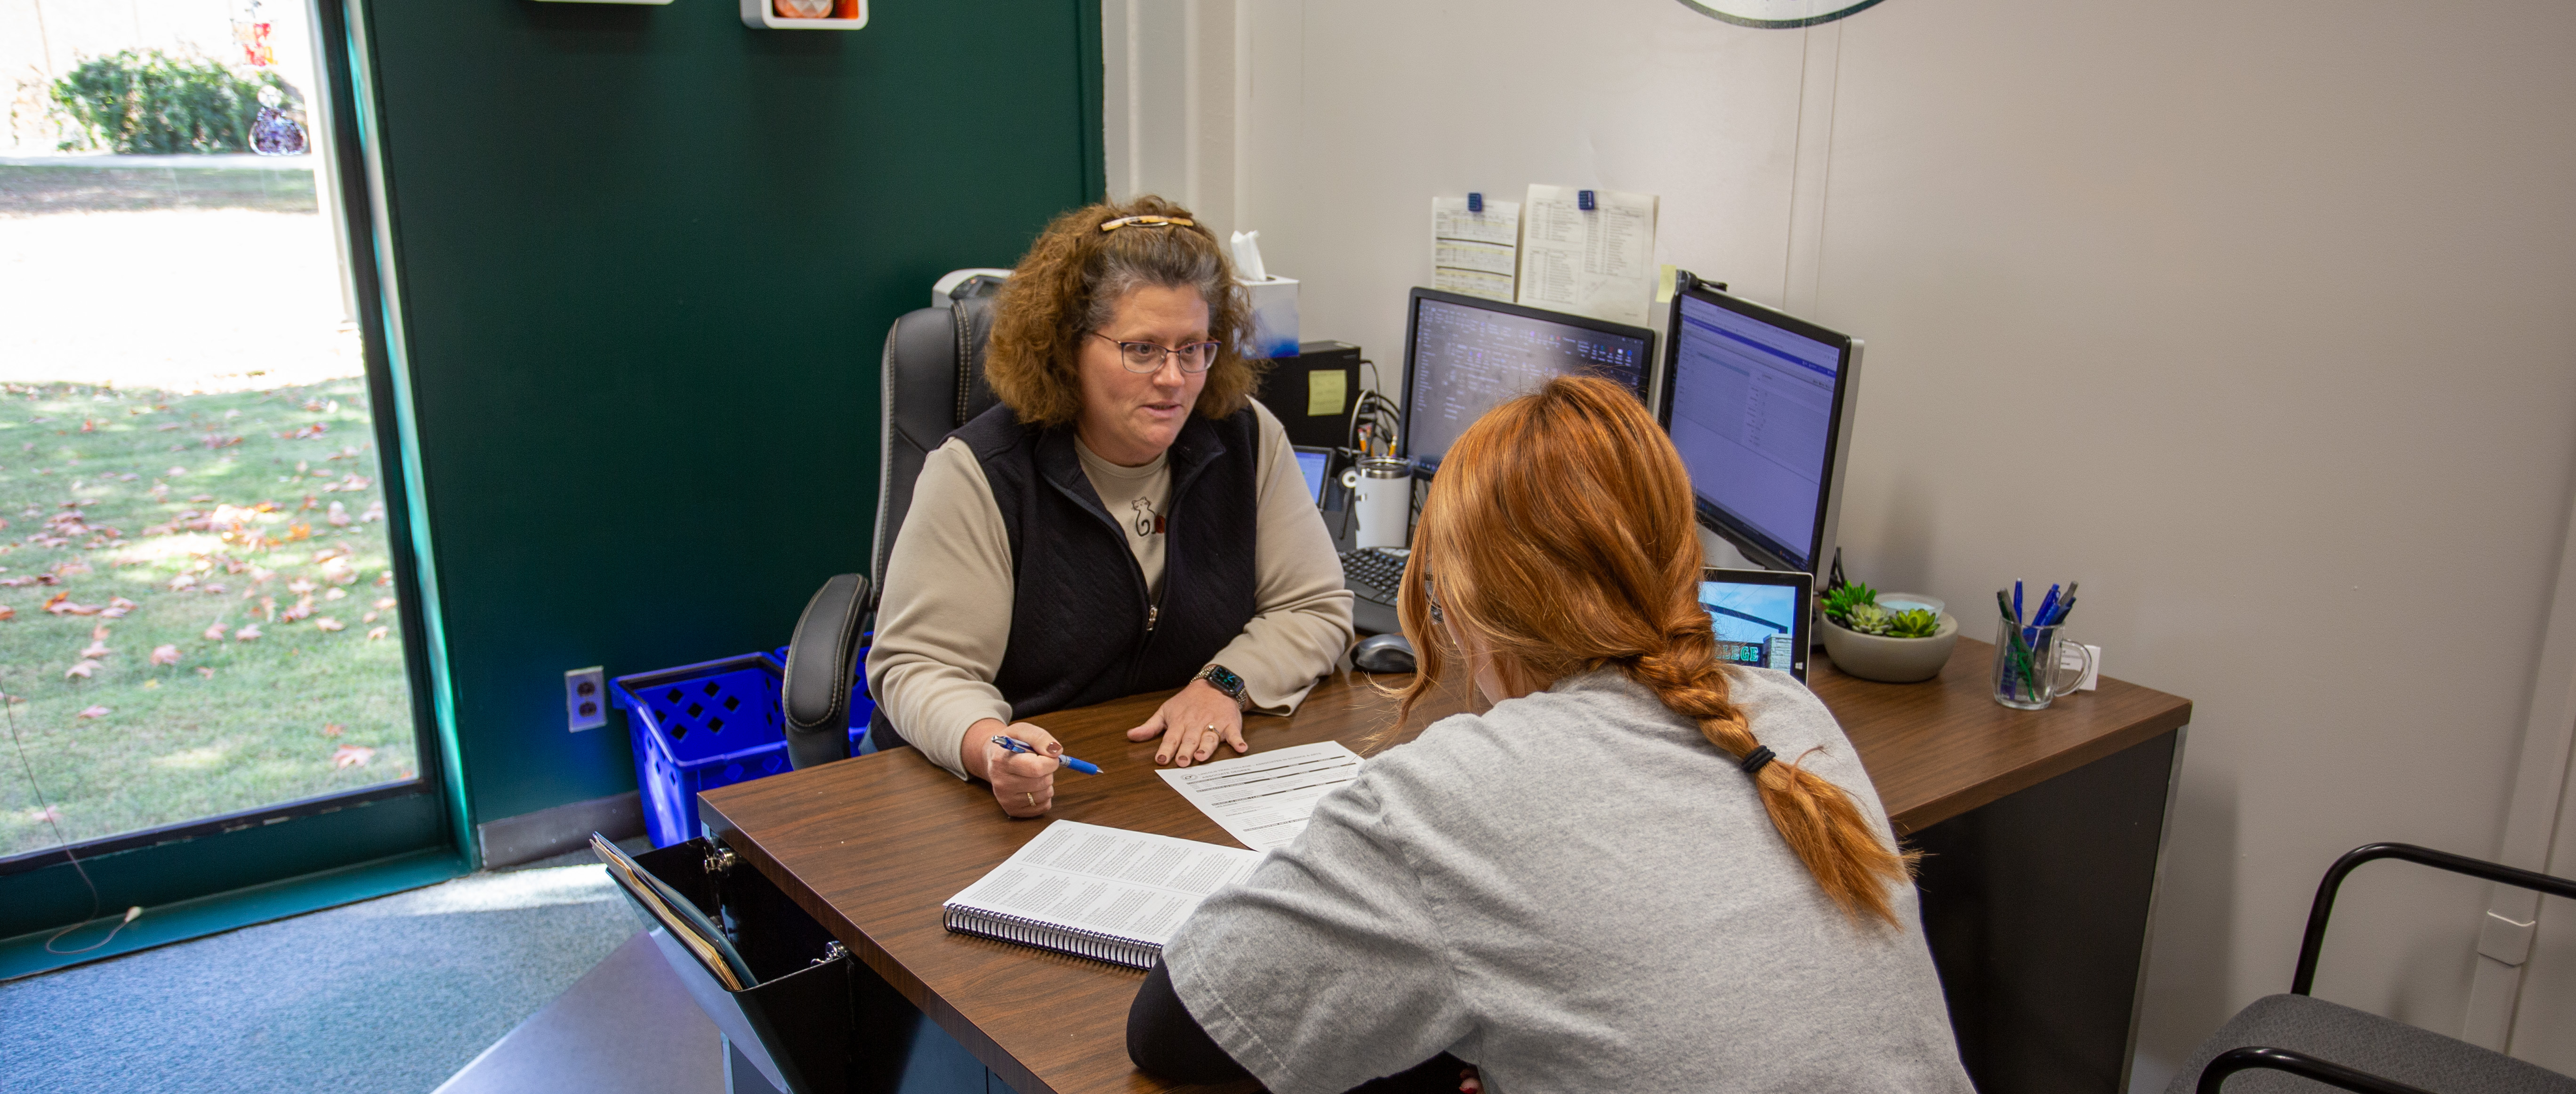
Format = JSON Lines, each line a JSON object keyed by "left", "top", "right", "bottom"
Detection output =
{"left": 1, "top": 0, "right": 447, "bottom": 946}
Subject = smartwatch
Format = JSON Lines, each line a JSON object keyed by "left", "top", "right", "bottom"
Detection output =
{"left": 1196, "top": 664, "right": 1249, "bottom": 709}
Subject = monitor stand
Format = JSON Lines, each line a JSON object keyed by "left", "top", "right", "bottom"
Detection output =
{"left": 1698, "top": 526, "right": 1760, "bottom": 571}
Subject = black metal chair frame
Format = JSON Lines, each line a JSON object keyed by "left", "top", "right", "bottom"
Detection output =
{"left": 2197, "top": 842, "right": 2576, "bottom": 1093}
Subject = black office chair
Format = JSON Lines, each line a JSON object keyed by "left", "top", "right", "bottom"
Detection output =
{"left": 2167, "top": 843, "right": 2576, "bottom": 1094}
{"left": 781, "top": 276, "right": 1004, "bottom": 770}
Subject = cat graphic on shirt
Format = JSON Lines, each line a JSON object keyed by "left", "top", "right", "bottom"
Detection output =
{"left": 1130, "top": 497, "right": 1166, "bottom": 538}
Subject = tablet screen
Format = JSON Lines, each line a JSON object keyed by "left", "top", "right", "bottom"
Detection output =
{"left": 1700, "top": 575, "right": 1803, "bottom": 677}
{"left": 1293, "top": 448, "right": 1331, "bottom": 506}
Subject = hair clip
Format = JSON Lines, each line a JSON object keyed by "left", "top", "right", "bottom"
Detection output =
{"left": 1098, "top": 215, "right": 1197, "bottom": 232}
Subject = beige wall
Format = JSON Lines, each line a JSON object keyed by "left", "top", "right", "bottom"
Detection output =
{"left": 1121, "top": 0, "right": 2576, "bottom": 1083}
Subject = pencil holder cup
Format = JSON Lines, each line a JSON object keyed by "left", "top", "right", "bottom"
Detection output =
{"left": 1992, "top": 615, "right": 2093, "bottom": 710}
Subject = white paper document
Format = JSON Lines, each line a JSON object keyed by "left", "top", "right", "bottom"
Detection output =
{"left": 942, "top": 820, "right": 1263, "bottom": 966}
{"left": 1515, "top": 185, "right": 1659, "bottom": 327}
{"left": 1432, "top": 196, "right": 1521, "bottom": 303}
{"left": 1158, "top": 740, "right": 1365, "bottom": 851}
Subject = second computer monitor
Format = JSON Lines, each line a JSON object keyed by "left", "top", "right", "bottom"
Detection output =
{"left": 1658, "top": 279, "right": 1861, "bottom": 576}
{"left": 1400, "top": 288, "right": 1656, "bottom": 474}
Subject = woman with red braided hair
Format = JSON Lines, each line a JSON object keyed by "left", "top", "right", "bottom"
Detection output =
{"left": 1126, "top": 377, "right": 1972, "bottom": 1093}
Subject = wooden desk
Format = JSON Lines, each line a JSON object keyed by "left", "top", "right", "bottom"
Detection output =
{"left": 700, "top": 639, "right": 2190, "bottom": 1094}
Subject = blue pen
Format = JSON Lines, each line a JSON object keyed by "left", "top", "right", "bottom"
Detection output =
{"left": 2025, "top": 583, "right": 2060, "bottom": 648}
{"left": 990, "top": 735, "right": 1102, "bottom": 775}
{"left": 2012, "top": 581, "right": 2024, "bottom": 626}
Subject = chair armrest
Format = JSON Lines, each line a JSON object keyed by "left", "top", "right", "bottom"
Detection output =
{"left": 2292, "top": 842, "right": 2576, "bottom": 995}
{"left": 781, "top": 573, "right": 870, "bottom": 771}
{"left": 2197, "top": 1047, "right": 2434, "bottom": 1094}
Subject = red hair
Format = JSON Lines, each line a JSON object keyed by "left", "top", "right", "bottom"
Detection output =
{"left": 1395, "top": 376, "right": 1917, "bottom": 926}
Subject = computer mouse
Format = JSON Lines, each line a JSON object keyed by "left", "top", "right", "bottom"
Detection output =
{"left": 1351, "top": 633, "right": 1417, "bottom": 675}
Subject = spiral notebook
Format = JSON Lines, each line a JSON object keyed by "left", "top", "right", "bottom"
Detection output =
{"left": 942, "top": 820, "right": 1264, "bottom": 969}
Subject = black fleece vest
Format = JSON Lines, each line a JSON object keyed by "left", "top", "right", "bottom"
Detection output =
{"left": 951, "top": 403, "right": 1262, "bottom": 720}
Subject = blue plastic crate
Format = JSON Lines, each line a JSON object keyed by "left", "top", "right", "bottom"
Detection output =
{"left": 612, "top": 651, "right": 872, "bottom": 848}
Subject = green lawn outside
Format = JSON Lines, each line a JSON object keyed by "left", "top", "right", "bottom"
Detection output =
{"left": 0, "top": 378, "right": 417, "bottom": 858}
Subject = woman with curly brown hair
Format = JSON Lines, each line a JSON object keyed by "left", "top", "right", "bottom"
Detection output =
{"left": 865, "top": 196, "right": 1354, "bottom": 819}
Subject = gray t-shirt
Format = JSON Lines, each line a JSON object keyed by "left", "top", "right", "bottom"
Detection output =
{"left": 1164, "top": 668, "right": 1973, "bottom": 1094}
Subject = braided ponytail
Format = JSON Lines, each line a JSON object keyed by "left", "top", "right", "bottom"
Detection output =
{"left": 1394, "top": 376, "right": 1916, "bottom": 928}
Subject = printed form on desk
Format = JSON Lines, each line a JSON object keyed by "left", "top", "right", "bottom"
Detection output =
{"left": 1158, "top": 740, "right": 1365, "bottom": 851}
{"left": 1515, "top": 185, "right": 1659, "bottom": 327}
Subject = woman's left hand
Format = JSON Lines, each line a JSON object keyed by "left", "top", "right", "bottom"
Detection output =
{"left": 1127, "top": 679, "right": 1247, "bottom": 766}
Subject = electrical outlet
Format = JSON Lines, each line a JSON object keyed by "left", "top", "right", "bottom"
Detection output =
{"left": 565, "top": 667, "right": 607, "bottom": 732}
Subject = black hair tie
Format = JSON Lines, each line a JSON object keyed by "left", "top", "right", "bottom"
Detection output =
{"left": 1739, "top": 745, "right": 1776, "bottom": 776}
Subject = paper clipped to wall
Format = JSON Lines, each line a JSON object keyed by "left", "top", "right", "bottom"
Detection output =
{"left": 1516, "top": 185, "right": 1659, "bottom": 327}
{"left": 1431, "top": 196, "right": 1521, "bottom": 303}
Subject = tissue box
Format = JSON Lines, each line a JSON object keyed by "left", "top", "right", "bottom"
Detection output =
{"left": 1238, "top": 276, "right": 1299, "bottom": 360}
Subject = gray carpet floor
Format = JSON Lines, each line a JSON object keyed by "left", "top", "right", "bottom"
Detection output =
{"left": 0, "top": 848, "right": 644, "bottom": 1094}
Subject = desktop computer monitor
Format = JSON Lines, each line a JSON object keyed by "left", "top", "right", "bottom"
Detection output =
{"left": 1399, "top": 288, "right": 1657, "bottom": 475}
{"left": 1656, "top": 276, "right": 1862, "bottom": 577}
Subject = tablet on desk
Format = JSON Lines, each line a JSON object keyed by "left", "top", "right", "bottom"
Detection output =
{"left": 1292, "top": 445, "right": 1333, "bottom": 507}
{"left": 1700, "top": 567, "right": 1811, "bottom": 682}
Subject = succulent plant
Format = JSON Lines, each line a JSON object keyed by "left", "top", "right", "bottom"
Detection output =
{"left": 1887, "top": 607, "right": 1940, "bottom": 638}
{"left": 1821, "top": 581, "right": 1878, "bottom": 627}
{"left": 1845, "top": 603, "right": 1894, "bottom": 635}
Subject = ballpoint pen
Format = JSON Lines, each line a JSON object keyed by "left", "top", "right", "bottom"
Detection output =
{"left": 2012, "top": 581, "right": 2024, "bottom": 627}
{"left": 1994, "top": 590, "right": 2041, "bottom": 696}
{"left": 990, "top": 735, "right": 1103, "bottom": 775}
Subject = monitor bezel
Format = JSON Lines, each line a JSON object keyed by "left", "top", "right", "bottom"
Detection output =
{"left": 1658, "top": 280, "right": 1863, "bottom": 579}
{"left": 1399, "top": 287, "right": 1659, "bottom": 477}
{"left": 1699, "top": 565, "right": 1813, "bottom": 682}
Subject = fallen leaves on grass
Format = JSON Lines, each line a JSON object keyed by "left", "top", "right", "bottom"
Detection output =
{"left": 43, "top": 593, "right": 99, "bottom": 616}
{"left": 374, "top": 597, "right": 397, "bottom": 610}
{"left": 287, "top": 579, "right": 315, "bottom": 594}
{"left": 75, "top": 705, "right": 108, "bottom": 719}
{"left": 100, "top": 596, "right": 134, "bottom": 618}
{"left": 202, "top": 622, "right": 226, "bottom": 640}
{"left": 64, "top": 659, "right": 100, "bottom": 679}
{"left": 327, "top": 502, "right": 350, "bottom": 527}
{"left": 196, "top": 667, "right": 214, "bottom": 679}
{"left": 361, "top": 500, "right": 385, "bottom": 523}
{"left": 78, "top": 640, "right": 112, "bottom": 659}
{"left": 150, "top": 644, "right": 180, "bottom": 666}
{"left": 0, "top": 605, "right": 12, "bottom": 621}
{"left": 322, "top": 723, "right": 344, "bottom": 737}
{"left": 169, "top": 574, "right": 196, "bottom": 592}
{"left": 276, "top": 423, "right": 330, "bottom": 441}
{"left": 282, "top": 598, "right": 314, "bottom": 623}
{"left": 234, "top": 625, "right": 262, "bottom": 641}
{"left": 314, "top": 617, "right": 344, "bottom": 632}
{"left": 366, "top": 626, "right": 387, "bottom": 640}
{"left": 331, "top": 744, "right": 373, "bottom": 768}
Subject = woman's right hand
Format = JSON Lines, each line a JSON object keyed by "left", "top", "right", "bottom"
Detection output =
{"left": 972, "top": 719, "right": 1063, "bottom": 818}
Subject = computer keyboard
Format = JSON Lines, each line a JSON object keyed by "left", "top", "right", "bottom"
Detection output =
{"left": 1339, "top": 547, "right": 1409, "bottom": 605}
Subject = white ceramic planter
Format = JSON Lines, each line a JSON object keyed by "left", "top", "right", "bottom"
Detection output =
{"left": 1819, "top": 612, "right": 1959, "bottom": 684}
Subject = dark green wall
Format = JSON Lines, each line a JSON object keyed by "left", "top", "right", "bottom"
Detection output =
{"left": 361, "top": 0, "right": 1102, "bottom": 825}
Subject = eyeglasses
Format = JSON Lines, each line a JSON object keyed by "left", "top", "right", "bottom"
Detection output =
{"left": 1087, "top": 330, "right": 1221, "bottom": 374}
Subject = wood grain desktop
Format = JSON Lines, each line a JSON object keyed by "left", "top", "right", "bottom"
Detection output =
{"left": 699, "top": 638, "right": 2190, "bottom": 1094}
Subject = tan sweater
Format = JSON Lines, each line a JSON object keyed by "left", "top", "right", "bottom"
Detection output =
{"left": 866, "top": 402, "right": 1355, "bottom": 779}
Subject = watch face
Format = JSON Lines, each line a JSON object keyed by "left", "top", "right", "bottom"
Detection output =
{"left": 1206, "top": 666, "right": 1244, "bottom": 694}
